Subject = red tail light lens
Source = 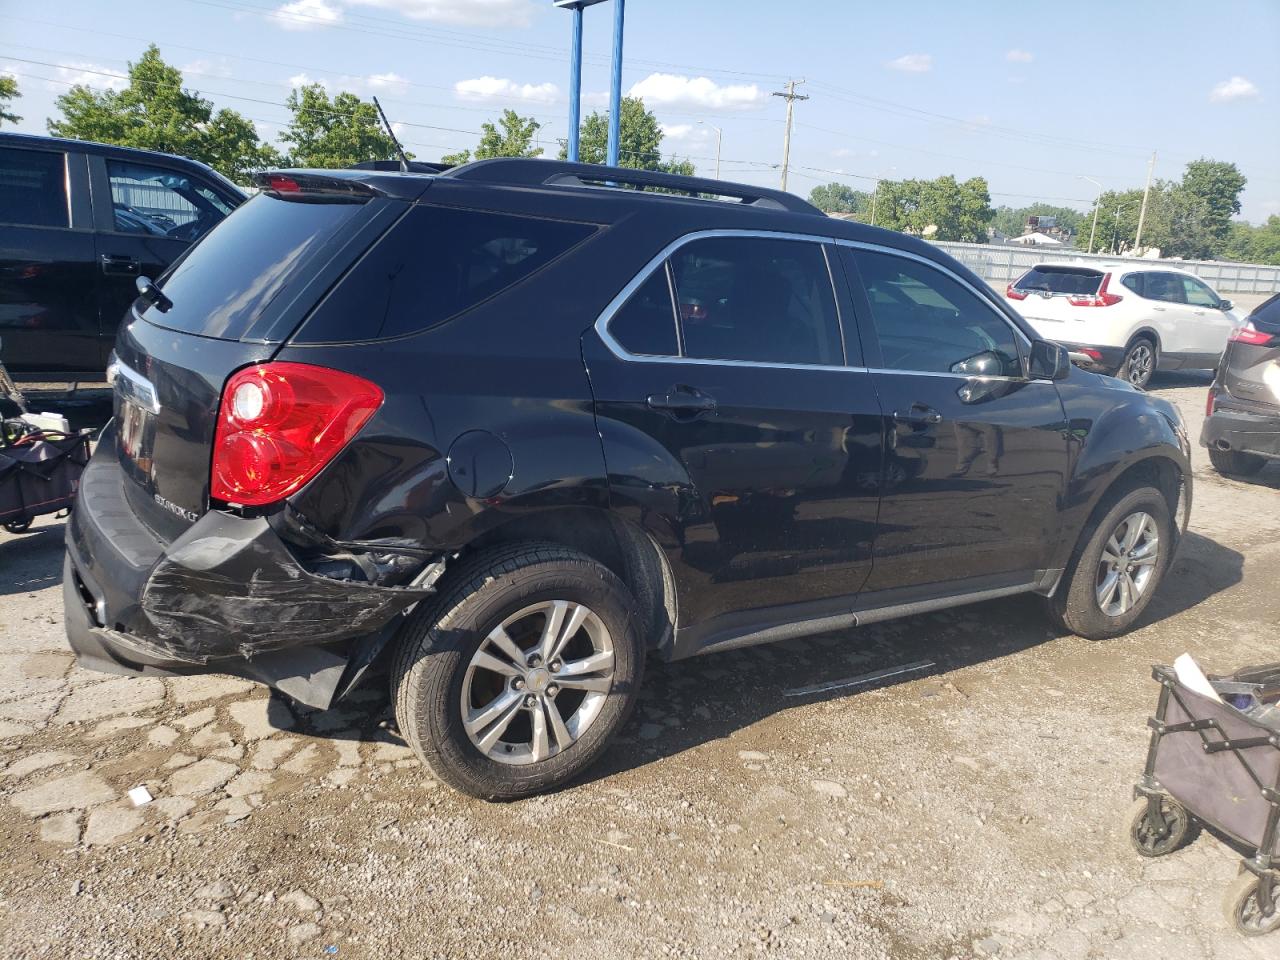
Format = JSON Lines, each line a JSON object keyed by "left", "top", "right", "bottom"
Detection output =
{"left": 1206, "top": 387, "right": 1217, "bottom": 417}
{"left": 1005, "top": 282, "right": 1027, "bottom": 301}
{"left": 1229, "top": 320, "right": 1275, "bottom": 345}
{"left": 211, "top": 362, "right": 383, "bottom": 506}
{"left": 1068, "top": 273, "right": 1123, "bottom": 307}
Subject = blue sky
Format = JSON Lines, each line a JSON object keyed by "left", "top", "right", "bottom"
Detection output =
{"left": 2, "top": 0, "right": 1278, "bottom": 220}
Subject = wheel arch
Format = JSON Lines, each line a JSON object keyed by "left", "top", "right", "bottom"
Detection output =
{"left": 1126, "top": 326, "right": 1163, "bottom": 356}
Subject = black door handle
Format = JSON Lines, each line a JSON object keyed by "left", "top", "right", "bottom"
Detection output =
{"left": 893, "top": 403, "right": 943, "bottom": 426}
{"left": 101, "top": 254, "right": 142, "bottom": 276}
{"left": 647, "top": 387, "right": 717, "bottom": 419}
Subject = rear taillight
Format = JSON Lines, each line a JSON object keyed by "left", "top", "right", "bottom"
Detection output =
{"left": 1069, "top": 273, "right": 1123, "bottom": 307}
{"left": 1079, "top": 348, "right": 1104, "bottom": 362}
{"left": 1229, "top": 320, "right": 1275, "bottom": 346}
{"left": 1206, "top": 387, "right": 1217, "bottom": 417}
{"left": 211, "top": 362, "right": 383, "bottom": 507}
{"left": 1005, "top": 282, "right": 1027, "bottom": 301}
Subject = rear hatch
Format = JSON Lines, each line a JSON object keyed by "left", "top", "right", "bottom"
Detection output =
{"left": 1006, "top": 265, "right": 1110, "bottom": 330}
{"left": 1221, "top": 293, "right": 1280, "bottom": 409}
{"left": 109, "top": 172, "right": 424, "bottom": 543}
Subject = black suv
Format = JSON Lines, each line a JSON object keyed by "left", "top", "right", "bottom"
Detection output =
{"left": 1203, "top": 292, "right": 1280, "bottom": 476}
{"left": 0, "top": 133, "right": 244, "bottom": 376}
{"left": 63, "top": 160, "right": 1192, "bottom": 799}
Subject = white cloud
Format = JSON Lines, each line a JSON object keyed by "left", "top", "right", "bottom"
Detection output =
{"left": 348, "top": 0, "right": 535, "bottom": 28}
{"left": 1210, "top": 76, "right": 1260, "bottom": 102}
{"left": 887, "top": 53, "right": 932, "bottom": 73}
{"left": 181, "top": 58, "right": 234, "bottom": 79}
{"left": 271, "top": 0, "right": 343, "bottom": 31}
{"left": 50, "top": 62, "right": 128, "bottom": 92}
{"left": 366, "top": 72, "right": 410, "bottom": 95}
{"left": 1005, "top": 49, "right": 1033, "bottom": 63}
{"left": 288, "top": 72, "right": 327, "bottom": 90}
{"left": 627, "top": 73, "right": 767, "bottom": 110}
{"left": 455, "top": 76, "right": 559, "bottom": 104}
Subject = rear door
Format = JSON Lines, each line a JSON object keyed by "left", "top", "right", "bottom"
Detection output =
{"left": 90, "top": 155, "right": 239, "bottom": 365}
{"left": 1141, "top": 272, "right": 1194, "bottom": 353}
{"left": 841, "top": 245, "right": 1070, "bottom": 592}
{"left": 586, "top": 232, "right": 885, "bottom": 628}
{"left": 0, "top": 143, "right": 100, "bottom": 373}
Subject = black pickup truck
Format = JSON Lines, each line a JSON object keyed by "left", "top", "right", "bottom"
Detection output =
{"left": 0, "top": 133, "right": 245, "bottom": 377}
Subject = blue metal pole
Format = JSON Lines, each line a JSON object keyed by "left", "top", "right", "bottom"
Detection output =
{"left": 606, "top": 0, "right": 625, "bottom": 167}
{"left": 567, "top": 6, "right": 583, "bottom": 162}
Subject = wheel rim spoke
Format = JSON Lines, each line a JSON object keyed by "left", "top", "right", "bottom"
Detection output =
{"left": 466, "top": 689, "right": 524, "bottom": 752}
{"left": 559, "top": 650, "right": 614, "bottom": 677}
{"left": 530, "top": 701, "right": 550, "bottom": 762}
{"left": 540, "top": 600, "right": 590, "bottom": 662}
{"left": 472, "top": 650, "right": 522, "bottom": 677}
{"left": 1098, "top": 570, "right": 1120, "bottom": 611}
{"left": 544, "top": 697, "right": 573, "bottom": 751}
{"left": 555, "top": 673, "right": 612, "bottom": 694}
{"left": 486, "top": 624, "right": 527, "bottom": 666}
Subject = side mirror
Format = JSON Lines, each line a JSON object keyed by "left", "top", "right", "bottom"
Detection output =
{"left": 1029, "top": 339, "right": 1070, "bottom": 381}
{"left": 1219, "top": 299, "right": 1234, "bottom": 312}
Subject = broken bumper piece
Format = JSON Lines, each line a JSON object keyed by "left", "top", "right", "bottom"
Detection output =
{"left": 64, "top": 450, "right": 436, "bottom": 708}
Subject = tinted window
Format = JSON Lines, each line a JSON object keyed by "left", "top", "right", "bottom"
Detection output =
{"left": 106, "top": 160, "right": 233, "bottom": 242}
{"left": 297, "top": 205, "right": 596, "bottom": 342}
{"left": 1014, "top": 266, "right": 1101, "bottom": 296}
{"left": 610, "top": 267, "right": 678, "bottom": 356}
{"left": 1180, "top": 275, "right": 1220, "bottom": 308}
{"left": 854, "top": 250, "right": 1022, "bottom": 377}
{"left": 1250, "top": 293, "right": 1280, "bottom": 332}
{"left": 1121, "top": 273, "right": 1145, "bottom": 296}
{"left": 668, "top": 237, "right": 842, "bottom": 365}
{"left": 1143, "top": 273, "right": 1186, "bottom": 304}
{"left": 144, "top": 193, "right": 365, "bottom": 340}
{"left": 0, "top": 147, "right": 68, "bottom": 228}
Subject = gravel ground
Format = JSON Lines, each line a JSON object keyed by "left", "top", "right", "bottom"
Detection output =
{"left": 2, "top": 371, "right": 1279, "bottom": 960}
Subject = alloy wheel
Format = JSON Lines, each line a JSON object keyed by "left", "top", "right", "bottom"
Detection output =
{"left": 1096, "top": 511, "right": 1159, "bottom": 617}
{"left": 461, "top": 600, "right": 615, "bottom": 765}
{"left": 1125, "top": 343, "right": 1154, "bottom": 387}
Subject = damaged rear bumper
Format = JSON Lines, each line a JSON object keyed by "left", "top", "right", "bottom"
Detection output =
{"left": 64, "top": 437, "right": 438, "bottom": 707}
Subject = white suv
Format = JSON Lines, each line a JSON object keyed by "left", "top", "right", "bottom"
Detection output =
{"left": 1004, "top": 262, "right": 1240, "bottom": 388}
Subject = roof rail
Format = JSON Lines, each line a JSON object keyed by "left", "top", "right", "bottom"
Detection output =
{"left": 444, "top": 158, "right": 821, "bottom": 216}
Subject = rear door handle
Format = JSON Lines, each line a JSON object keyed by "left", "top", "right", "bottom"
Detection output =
{"left": 647, "top": 387, "right": 717, "bottom": 419}
{"left": 101, "top": 254, "right": 141, "bottom": 276}
{"left": 893, "top": 403, "right": 943, "bottom": 426}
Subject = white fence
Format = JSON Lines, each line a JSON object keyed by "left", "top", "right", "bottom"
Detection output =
{"left": 929, "top": 241, "right": 1280, "bottom": 296}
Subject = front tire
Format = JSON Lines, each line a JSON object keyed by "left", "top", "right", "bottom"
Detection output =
{"left": 1208, "top": 447, "right": 1267, "bottom": 477}
{"left": 1047, "top": 485, "right": 1174, "bottom": 640}
{"left": 1119, "top": 337, "right": 1157, "bottom": 389}
{"left": 391, "top": 543, "right": 643, "bottom": 800}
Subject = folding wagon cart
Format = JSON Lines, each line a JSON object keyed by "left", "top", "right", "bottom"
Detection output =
{"left": 1130, "top": 663, "right": 1280, "bottom": 936}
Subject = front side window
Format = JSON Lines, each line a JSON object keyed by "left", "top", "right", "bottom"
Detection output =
{"left": 1180, "top": 275, "right": 1220, "bottom": 308}
{"left": 1142, "top": 272, "right": 1187, "bottom": 304}
{"left": 668, "top": 236, "right": 843, "bottom": 366}
{"left": 0, "top": 147, "right": 68, "bottom": 228}
{"left": 106, "top": 160, "right": 233, "bottom": 242}
{"left": 853, "top": 249, "right": 1022, "bottom": 377}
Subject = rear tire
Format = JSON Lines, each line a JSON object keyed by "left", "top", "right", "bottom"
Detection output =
{"left": 391, "top": 542, "right": 643, "bottom": 800}
{"left": 1119, "top": 337, "right": 1156, "bottom": 389}
{"left": 1047, "top": 485, "right": 1173, "bottom": 640}
{"left": 1208, "top": 447, "right": 1267, "bottom": 477}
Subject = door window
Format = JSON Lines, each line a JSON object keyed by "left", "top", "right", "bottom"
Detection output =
{"left": 852, "top": 249, "right": 1022, "bottom": 377}
{"left": 1142, "top": 273, "right": 1187, "bottom": 304}
{"left": 0, "top": 147, "right": 69, "bottom": 228}
{"left": 1180, "top": 275, "right": 1220, "bottom": 308}
{"left": 668, "top": 236, "right": 843, "bottom": 366}
{"left": 609, "top": 266, "right": 680, "bottom": 357}
{"left": 105, "top": 160, "right": 233, "bottom": 242}
{"left": 1121, "top": 273, "right": 1146, "bottom": 297}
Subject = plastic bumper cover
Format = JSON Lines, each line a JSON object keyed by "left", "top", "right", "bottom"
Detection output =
{"left": 1201, "top": 405, "right": 1280, "bottom": 459}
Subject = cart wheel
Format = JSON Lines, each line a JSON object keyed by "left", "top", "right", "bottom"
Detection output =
{"left": 1224, "top": 872, "right": 1280, "bottom": 936}
{"left": 3, "top": 519, "right": 31, "bottom": 534}
{"left": 1127, "top": 797, "right": 1192, "bottom": 857}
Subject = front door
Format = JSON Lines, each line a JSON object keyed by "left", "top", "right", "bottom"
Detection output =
{"left": 840, "top": 246, "right": 1070, "bottom": 593}
{"left": 587, "top": 233, "right": 885, "bottom": 629}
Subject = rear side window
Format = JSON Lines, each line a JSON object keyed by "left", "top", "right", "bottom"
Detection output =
{"left": 1013, "top": 266, "right": 1101, "bottom": 296}
{"left": 144, "top": 193, "right": 365, "bottom": 340}
{"left": 106, "top": 159, "right": 233, "bottom": 242}
{"left": 609, "top": 267, "right": 679, "bottom": 356}
{"left": 1121, "top": 273, "right": 1145, "bottom": 296}
{"left": 1251, "top": 293, "right": 1280, "bottom": 332}
{"left": 0, "top": 147, "right": 68, "bottom": 228}
{"left": 297, "top": 205, "right": 596, "bottom": 342}
{"left": 668, "top": 236, "right": 843, "bottom": 366}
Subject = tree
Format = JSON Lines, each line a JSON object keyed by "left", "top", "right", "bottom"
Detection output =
{"left": 873, "top": 175, "right": 994, "bottom": 242}
{"left": 808, "top": 182, "right": 871, "bottom": 215}
{"left": 991, "top": 203, "right": 1084, "bottom": 240}
{"left": 1224, "top": 217, "right": 1280, "bottom": 266}
{"left": 558, "top": 96, "right": 693, "bottom": 175}
{"left": 47, "top": 45, "right": 278, "bottom": 184}
{"left": 1179, "top": 158, "right": 1247, "bottom": 256}
{"left": 441, "top": 109, "right": 543, "bottom": 167}
{"left": 279, "top": 83, "right": 404, "bottom": 169}
{"left": 0, "top": 75, "right": 20, "bottom": 127}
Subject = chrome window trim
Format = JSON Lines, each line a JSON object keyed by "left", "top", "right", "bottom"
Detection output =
{"left": 593, "top": 228, "right": 1032, "bottom": 375}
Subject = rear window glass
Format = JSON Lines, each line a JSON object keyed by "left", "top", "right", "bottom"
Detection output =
{"left": 1251, "top": 293, "right": 1280, "bottom": 332}
{"left": 1014, "top": 266, "right": 1102, "bottom": 296}
{"left": 0, "top": 147, "right": 68, "bottom": 228}
{"left": 610, "top": 267, "right": 679, "bottom": 356}
{"left": 143, "top": 194, "right": 364, "bottom": 340}
{"left": 296, "top": 205, "right": 597, "bottom": 343}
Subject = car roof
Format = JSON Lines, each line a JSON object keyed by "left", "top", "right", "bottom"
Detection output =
{"left": 1030, "top": 259, "right": 1199, "bottom": 277}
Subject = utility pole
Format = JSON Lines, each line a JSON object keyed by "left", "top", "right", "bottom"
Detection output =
{"left": 698, "top": 121, "right": 723, "bottom": 179}
{"left": 1077, "top": 175, "right": 1103, "bottom": 255}
{"left": 773, "top": 79, "right": 807, "bottom": 191}
{"left": 1134, "top": 151, "right": 1156, "bottom": 253}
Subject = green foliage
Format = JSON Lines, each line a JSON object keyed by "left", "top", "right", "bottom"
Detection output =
{"left": 558, "top": 96, "right": 689, "bottom": 174}
{"left": 47, "top": 45, "right": 278, "bottom": 184}
{"left": 808, "top": 182, "right": 871, "bottom": 215}
{"left": 279, "top": 84, "right": 405, "bottom": 169}
{"left": 0, "top": 75, "right": 20, "bottom": 127}
{"left": 1179, "top": 158, "right": 1247, "bottom": 254}
{"left": 1224, "top": 217, "right": 1280, "bottom": 266}
{"left": 991, "top": 203, "right": 1084, "bottom": 240}
{"left": 476, "top": 109, "right": 542, "bottom": 160}
{"left": 872, "top": 175, "right": 994, "bottom": 242}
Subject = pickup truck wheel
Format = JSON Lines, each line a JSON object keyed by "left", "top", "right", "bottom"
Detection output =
{"left": 391, "top": 543, "right": 643, "bottom": 801}
{"left": 1047, "top": 486, "right": 1173, "bottom": 640}
{"left": 1208, "top": 447, "right": 1267, "bottom": 476}
{"left": 1119, "top": 337, "right": 1156, "bottom": 389}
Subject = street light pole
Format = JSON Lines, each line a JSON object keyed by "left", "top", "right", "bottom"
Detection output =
{"left": 697, "top": 121, "right": 722, "bottom": 179}
{"left": 1077, "top": 175, "right": 1102, "bottom": 255}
